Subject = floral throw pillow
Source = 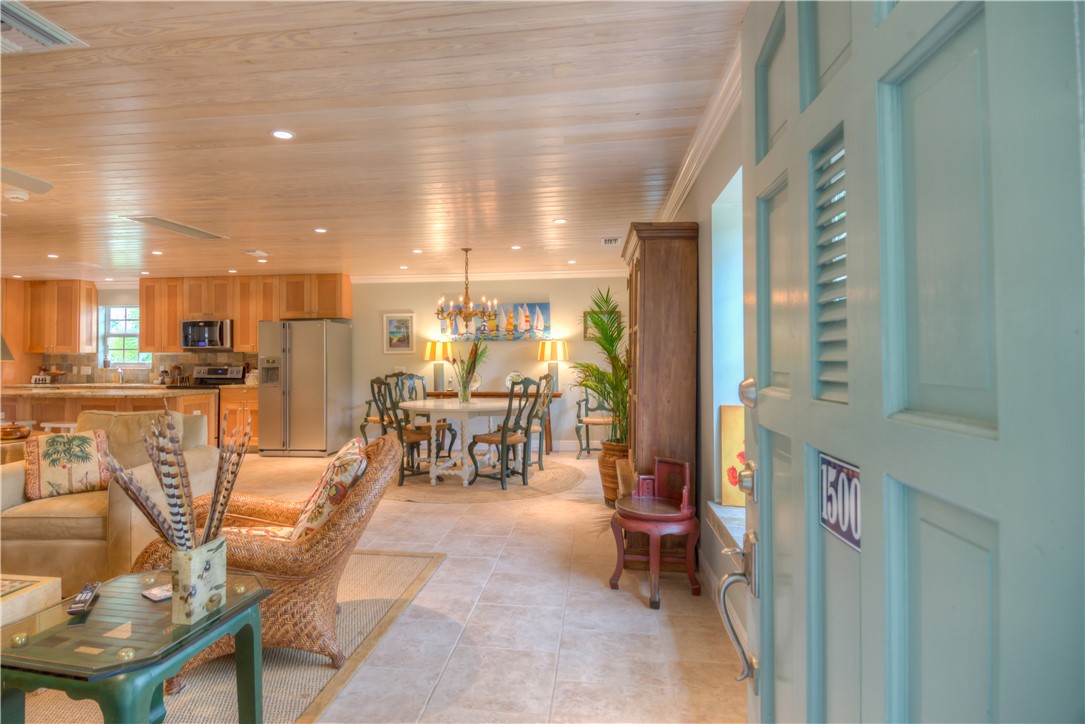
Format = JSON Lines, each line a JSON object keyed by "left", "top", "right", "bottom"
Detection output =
{"left": 290, "top": 438, "right": 368, "bottom": 540}
{"left": 25, "top": 430, "right": 112, "bottom": 500}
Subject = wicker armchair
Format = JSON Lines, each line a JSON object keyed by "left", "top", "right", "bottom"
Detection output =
{"left": 133, "top": 434, "right": 402, "bottom": 691}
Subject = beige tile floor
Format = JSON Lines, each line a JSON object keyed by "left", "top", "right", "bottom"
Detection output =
{"left": 236, "top": 451, "right": 747, "bottom": 723}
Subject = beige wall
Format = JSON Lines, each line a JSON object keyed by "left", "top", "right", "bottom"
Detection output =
{"left": 350, "top": 276, "right": 626, "bottom": 449}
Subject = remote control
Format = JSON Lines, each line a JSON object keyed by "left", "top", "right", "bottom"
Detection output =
{"left": 67, "top": 581, "right": 101, "bottom": 616}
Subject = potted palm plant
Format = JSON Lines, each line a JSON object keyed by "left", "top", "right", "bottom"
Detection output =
{"left": 571, "top": 288, "right": 629, "bottom": 505}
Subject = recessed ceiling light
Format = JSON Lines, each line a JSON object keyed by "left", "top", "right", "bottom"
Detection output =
{"left": 257, "top": 259, "right": 268, "bottom": 263}
{"left": 412, "top": 249, "right": 423, "bottom": 254}
{"left": 511, "top": 245, "right": 522, "bottom": 250}
{"left": 568, "top": 260, "right": 577, "bottom": 264}
{"left": 151, "top": 250, "right": 163, "bottom": 255}
{"left": 104, "top": 278, "right": 113, "bottom": 281}
{"left": 553, "top": 218, "right": 568, "bottom": 224}
{"left": 314, "top": 228, "right": 327, "bottom": 233}
{"left": 140, "top": 271, "right": 150, "bottom": 275}
{"left": 227, "top": 270, "right": 237, "bottom": 274}
{"left": 270, "top": 129, "right": 295, "bottom": 140}
{"left": 13, "top": 275, "right": 22, "bottom": 278}
{"left": 47, "top": 254, "right": 58, "bottom": 258}
{"left": 399, "top": 265, "right": 409, "bottom": 270}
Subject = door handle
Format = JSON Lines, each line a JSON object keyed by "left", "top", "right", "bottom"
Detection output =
{"left": 738, "top": 377, "right": 757, "bottom": 408}
{"left": 737, "top": 461, "right": 757, "bottom": 503}
{"left": 718, "top": 531, "right": 760, "bottom": 692}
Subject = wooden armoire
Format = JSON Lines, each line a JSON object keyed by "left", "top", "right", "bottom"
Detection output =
{"left": 621, "top": 222, "right": 699, "bottom": 483}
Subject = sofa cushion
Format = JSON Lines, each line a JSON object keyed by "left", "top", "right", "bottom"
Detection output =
{"left": 232, "top": 525, "right": 294, "bottom": 539}
{"left": 76, "top": 411, "right": 185, "bottom": 470}
{"left": 1, "top": 490, "right": 109, "bottom": 540}
{"left": 25, "top": 431, "right": 112, "bottom": 500}
{"left": 291, "top": 438, "right": 368, "bottom": 540}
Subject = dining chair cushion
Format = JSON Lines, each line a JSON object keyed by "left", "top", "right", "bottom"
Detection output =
{"left": 291, "top": 438, "right": 368, "bottom": 540}
{"left": 582, "top": 416, "right": 613, "bottom": 426}
{"left": 473, "top": 430, "right": 527, "bottom": 446}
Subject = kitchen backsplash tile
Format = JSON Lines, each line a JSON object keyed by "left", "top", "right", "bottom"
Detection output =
{"left": 41, "top": 352, "right": 259, "bottom": 384}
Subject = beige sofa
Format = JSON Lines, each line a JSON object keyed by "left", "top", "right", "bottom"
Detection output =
{"left": 1, "top": 410, "right": 219, "bottom": 596}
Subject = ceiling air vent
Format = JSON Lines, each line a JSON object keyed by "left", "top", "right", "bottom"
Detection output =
{"left": 121, "top": 216, "right": 227, "bottom": 240}
{"left": 1, "top": 1, "right": 87, "bottom": 54}
{"left": 600, "top": 236, "right": 622, "bottom": 247}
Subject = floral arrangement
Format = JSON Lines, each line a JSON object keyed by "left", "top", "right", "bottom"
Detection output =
{"left": 726, "top": 442, "right": 747, "bottom": 487}
{"left": 447, "top": 339, "right": 489, "bottom": 401}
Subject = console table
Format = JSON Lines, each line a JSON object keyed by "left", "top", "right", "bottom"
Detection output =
{"left": 427, "top": 390, "right": 563, "bottom": 452}
{"left": 1, "top": 570, "right": 270, "bottom": 723}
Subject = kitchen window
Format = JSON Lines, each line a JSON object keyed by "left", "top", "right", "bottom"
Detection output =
{"left": 102, "top": 306, "right": 152, "bottom": 366}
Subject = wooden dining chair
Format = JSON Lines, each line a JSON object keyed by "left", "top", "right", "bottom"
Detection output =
{"left": 609, "top": 456, "right": 700, "bottom": 609}
{"left": 396, "top": 373, "right": 456, "bottom": 458}
{"left": 525, "top": 373, "right": 555, "bottom": 471}
{"left": 467, "top": 376, "right": 541, "bottom": 489}
{"left": 360, "top": 371, "right": 405, "bottom": 444}
{"left": 370, "top": 376, "right": 429, "bottom": 485}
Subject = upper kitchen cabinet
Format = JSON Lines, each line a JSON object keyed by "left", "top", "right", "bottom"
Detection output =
{"left": 24, "top": 280, "right": 98, "bottom": 354}
{"left": 182, "top": 276, "right": 235, "bottom": 320}
{"left": 139, "top": 277, "right": 183, "bottom": 352}
{"left": 279, "top": 274, "right": 351, "bottom": 319}
{"left": 234, "top": 275, "right": 279, "bottom": 352}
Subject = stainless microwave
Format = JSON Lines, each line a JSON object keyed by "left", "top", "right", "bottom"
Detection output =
{"left": 181, "top": 320, "right": 233, "bottom": 351}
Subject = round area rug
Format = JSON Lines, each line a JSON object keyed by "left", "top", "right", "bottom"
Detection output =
{"left": 382, "top": 460, "right": 584, "bottom": 503}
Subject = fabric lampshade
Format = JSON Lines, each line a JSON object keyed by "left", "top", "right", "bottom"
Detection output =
{"left": 423, "top": 340, "right": 452, "bottom": 362}
{"left": 537, "top": 340, "right": 568, "bottom": 362}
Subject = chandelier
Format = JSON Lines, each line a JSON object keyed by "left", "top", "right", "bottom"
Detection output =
{"left": 435, "top": 248, "right": 499, "bottom": 327}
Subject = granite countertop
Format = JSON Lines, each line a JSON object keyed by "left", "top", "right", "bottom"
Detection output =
{"left": 1, "top": 385, "right": 219, "bottom": 398}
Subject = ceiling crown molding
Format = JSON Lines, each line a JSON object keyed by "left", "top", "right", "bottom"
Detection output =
{"left": 656, "top": 41, "right": 742, "bottom": 222}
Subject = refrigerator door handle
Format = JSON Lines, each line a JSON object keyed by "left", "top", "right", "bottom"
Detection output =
{"left": 281, "top": 322, "right": 289, "bottom": 449}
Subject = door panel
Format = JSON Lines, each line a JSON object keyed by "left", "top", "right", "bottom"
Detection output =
{"left": 740, "top": 2, "right": 1084, "bottom": 721}
{"left": 286, "top": 321, "right": 326, "bottom": 451}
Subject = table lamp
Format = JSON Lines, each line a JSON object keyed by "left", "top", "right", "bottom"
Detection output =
{"left": 423, "top": 340, "right": 452, "bottom": 391}
{"left": 537, "top": 340, "right": 568, "bottom": 387}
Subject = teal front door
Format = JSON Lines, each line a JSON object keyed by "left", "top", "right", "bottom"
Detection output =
{"left": 738, "top": 2, "right": 1084, "bottom": 720}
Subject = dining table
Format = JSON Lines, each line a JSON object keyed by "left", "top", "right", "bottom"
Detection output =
{"left": 398, "top": 398, "right": 510, "bottom": 486}
{"left": 425, "top": 390, "right": 563, "bottom": 452}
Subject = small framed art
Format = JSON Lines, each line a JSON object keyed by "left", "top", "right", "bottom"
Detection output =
{"left": 382, "top": 313, "right": 415, "bottom": 353}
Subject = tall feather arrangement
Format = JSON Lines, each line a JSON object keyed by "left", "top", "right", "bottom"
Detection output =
{"left": 204, "top": 409, "right": 253, "bottom": 542}
{"left": 101, "top": 409, "right": 253, "bottom": 552}
{"left": 102, "top": 454, "right": 181, "bottom": 549}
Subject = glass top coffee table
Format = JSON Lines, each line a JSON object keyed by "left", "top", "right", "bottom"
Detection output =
{"left": 1, "top": 569, "right": 270, "bottom": 723}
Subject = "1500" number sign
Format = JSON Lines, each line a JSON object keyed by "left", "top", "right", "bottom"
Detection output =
{"left": 820, "top": 452, "right": 860, "bottom": 552}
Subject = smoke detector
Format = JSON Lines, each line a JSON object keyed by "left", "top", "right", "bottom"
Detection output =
{"left": 3, "top": 189, "right": 30, "bottom": 202}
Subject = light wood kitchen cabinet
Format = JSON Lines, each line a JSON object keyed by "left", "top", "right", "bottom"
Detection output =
{"left": 182, "top": 276, "right": 235, "bottom": 320}
{"left": 1, "top": 278, "right": 41, "bottom": 385}
{"left": 23, "top": 280, "right": 97, "bottom": 354}
{"left": 218, "top": 386, "right": 259, "bottom": 449}
{"left": 279, "top": 274, "right": 351, "bottom": 319}
{"left": 622, "top": 222, "right": 699, "bottom": 479}
{"left": 139, "top": 277, "right": 184, "bottom": 352}
{"left": 234, "top": 275, "right": 278, "bottom": 352}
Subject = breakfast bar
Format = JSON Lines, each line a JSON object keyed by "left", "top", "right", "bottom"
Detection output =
{"left": 0, "top": 386, "right": 219, "bottom": 446}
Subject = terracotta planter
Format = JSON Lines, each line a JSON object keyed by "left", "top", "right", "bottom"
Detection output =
{"left": 597, "top": 440, "right": 629, "bottom": 507}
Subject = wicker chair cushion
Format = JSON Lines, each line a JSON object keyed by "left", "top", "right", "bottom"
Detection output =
{"left": 290, "top": 438, "right": 368, "bottom": 540}
{"left": 231, "top": 525, "right": 294, "bottom": 539}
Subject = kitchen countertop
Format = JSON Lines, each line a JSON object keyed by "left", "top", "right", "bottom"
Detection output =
{"left": 1, "top": 385, "right": 219, "bottom": 398}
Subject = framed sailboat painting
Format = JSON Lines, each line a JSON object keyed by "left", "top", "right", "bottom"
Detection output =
{"left": 440, "top": 302, "right": 551, "bottom": 342}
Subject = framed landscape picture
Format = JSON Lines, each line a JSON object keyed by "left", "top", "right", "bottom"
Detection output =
{"left": 382, "top": 312, "right": 415, "bottom": 353}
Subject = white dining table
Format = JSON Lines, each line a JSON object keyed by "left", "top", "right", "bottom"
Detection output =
{"left": 399, "top": 398, "right": 510, "bottom": 486}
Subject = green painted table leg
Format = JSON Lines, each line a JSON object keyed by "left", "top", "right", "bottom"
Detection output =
{"left": 233, "top": 608, "right": 264, "bottom": 724}
{"left": 1, "top": 684, "right": 26, "bottom": 724}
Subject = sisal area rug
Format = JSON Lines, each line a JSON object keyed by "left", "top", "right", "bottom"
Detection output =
{"left": 382, "top": 460, "right": 584, "bottom": 503}
{"left": 23, "top": 551, "right": 443, "bottom": 724}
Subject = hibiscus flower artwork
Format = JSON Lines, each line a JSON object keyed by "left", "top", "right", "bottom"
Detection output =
{"left": 726, "top": 443, "right": 747, "bottom": 487}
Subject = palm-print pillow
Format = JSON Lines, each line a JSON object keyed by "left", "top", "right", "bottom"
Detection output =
{"left": 290, "top": 438, "right": 368, "bottom": 540}
{"left": 25, "top": 430, "right": 112, "bottom": 500}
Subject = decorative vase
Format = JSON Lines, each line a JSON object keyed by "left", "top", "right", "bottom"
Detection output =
{"left": 171, "top": 536, "right": 227, "bottom": 625}
{"left": 458, "top": 383, "right": 472, "bottom": 403}
{"left": 598, "top": 440, "right": 629, "bottom": 507}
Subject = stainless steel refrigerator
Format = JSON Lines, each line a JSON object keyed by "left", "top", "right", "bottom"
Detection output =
{"left": 258, "top": 319, "right": 353, "bottom": 456}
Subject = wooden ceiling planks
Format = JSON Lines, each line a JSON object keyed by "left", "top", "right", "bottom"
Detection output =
{"left": 2, "top": 0, "right": 745, "bottom": 282}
